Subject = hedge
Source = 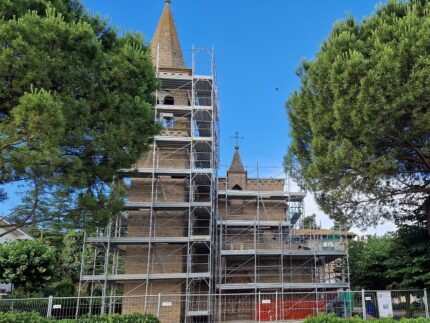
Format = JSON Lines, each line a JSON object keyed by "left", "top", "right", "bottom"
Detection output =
{"left": 0, "top": 312, "right": 160, "bottom": 322}
{"left": 305, "top": 313, "right": 430, "bottom": 323}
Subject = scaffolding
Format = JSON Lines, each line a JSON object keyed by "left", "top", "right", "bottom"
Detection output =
{"left": 215, "top": 164, "right": 350, "bottom": 320}
{"left": 77, "top": 45, "right": 350, "bottom": 322}
{"left": 78, "top": 47, "right": 220, "bottom": 322}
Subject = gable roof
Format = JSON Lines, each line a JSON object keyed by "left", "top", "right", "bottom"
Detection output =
{"left": 0, "top": 219, "right": 34, "bottom": 240}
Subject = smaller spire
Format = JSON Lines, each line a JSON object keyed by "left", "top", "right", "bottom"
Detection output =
{"left": 228, "top": 144, "right": 246, "bottom": 175}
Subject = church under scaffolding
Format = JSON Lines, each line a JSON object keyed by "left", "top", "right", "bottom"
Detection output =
{"left": 78, "top": 1, "right": 351, "bottom": 322}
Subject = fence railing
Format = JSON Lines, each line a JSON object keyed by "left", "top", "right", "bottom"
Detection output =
{"left": 0, "top": 289, "right": 429, "bottom": 322}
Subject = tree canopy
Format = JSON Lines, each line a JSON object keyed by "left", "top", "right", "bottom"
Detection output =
{"left": 349, "top": 226, "right": 430, "bottom": 289}
{"left": 300, "top": 214, "right": 321, "bottom": 229}
{"left": 0, "top": 239, "right": 56, "bottom": 292}
{"left": 285, "top": 0, "right": 430, "bottom": 234}
{"left": 0, "top": 0, "right": 159, "bottom": 235}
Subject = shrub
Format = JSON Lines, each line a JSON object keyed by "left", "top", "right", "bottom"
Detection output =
{"left": 0, "top": 311, "right": 160, "bottom": 322}
{"left": 65, "top": 313, "right": 160, "bottom": 322}
{"left": 304, "top": 313, "right": 430, "bottom": 323}
{"left": 0, "top": 239, "right": 56, "bottom": 292}
{"left": 0, "top": 311, "right": 49, "bottom": 323}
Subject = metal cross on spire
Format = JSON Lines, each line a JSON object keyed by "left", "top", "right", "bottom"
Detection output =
{"left": 230, "top": 131, "right": 244, "bottom": 149}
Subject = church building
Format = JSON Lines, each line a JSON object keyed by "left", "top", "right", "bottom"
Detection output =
{"left": 80, "top": 2, "right": 350, "bottom": 322}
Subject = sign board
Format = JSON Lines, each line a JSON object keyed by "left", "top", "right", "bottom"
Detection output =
{"left": 53, "top": 305, "right": 62, "bottom": 309}
{"left": 162, "top": 301, "right": 172, "bottom": 307}
{"left": 365, "top": 296, "right": 372, "bottom": 301}
{"left": 261, "top": 299, "right": 271, "bottom": 304}
{"left": 377, "top": 291, "right": 393, "bottom": 317}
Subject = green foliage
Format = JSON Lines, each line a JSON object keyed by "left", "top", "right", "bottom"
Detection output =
{"left": 349, "top": 235, "right": 394, "bottom": 289}
{"left": 305, "top": 313, "right": 361, "bottom": 323}
{"left": 285, "top": 0, "right": 430, "bottom": 233}
{"left": 0, "top": 311, "right": 49, "bottom": 323}
{"left": 60, "top": 231, "right": 85, "bottom": 282}
{"left": 70, "top": 313, "right": 160, "bottom": 322}
{"left": 0, "top": 312, "right": 160, "bottom": 323}
{"left": 301, "top": 214, "right": 321, "bottom": 229}
{"left": 304, "top": 313, "right": 430, "bottom": 323}
{"left": 384, "top": 225, "right": 430, "bottom": 289}
{"left": 0, "top": 239, "right": 56, "bottom": 292}
{"left": 0, "top": 0, "right": 159, "bottom": 234}
{"left": 349, "top": 227, "right": 430, "bottom": 289}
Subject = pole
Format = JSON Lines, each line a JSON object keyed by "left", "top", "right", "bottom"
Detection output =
{"left": 361, "top": 289, "right": 367, "bottom": 320}
{"left": 75, "top": 231, "right": 86, "bottom": 318}
{"left": 47, "top": 295, "right": 53, "bottom": 318}
{"left": 101, "top": 221, "right": 112, "bottom": 314}
{"left": 424, "top": 288, "right": 429, "bottom": 319}
{"left": 258, "top": 291, "right": 261, "bottom": 323}
{"left": 157, "top": 293, "right": 161, "bottom": 318}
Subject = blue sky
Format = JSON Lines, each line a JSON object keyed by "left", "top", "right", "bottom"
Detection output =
{"left": 81, "top": 0, "right": 396, "bottom": 234}
{"left": 83, "top": 0, "right": 385, "bottom": 171}
{"left": 3, "top": 1, "right": 394, "bottom": 234}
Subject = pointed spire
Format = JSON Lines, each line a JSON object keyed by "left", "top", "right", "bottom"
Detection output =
{"left": 228, "top": 145, "right": 246, "bottom": 174}
{"left": 150, "top": 0, "right": 185, "bottom": 68}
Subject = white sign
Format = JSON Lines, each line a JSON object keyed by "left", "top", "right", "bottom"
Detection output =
{"left": 53, "top": 304, "right": 62, "bottom": 309}
{"left": 261, "top": 299, "right": 271, "bottom": 304}
{"left": 377, "top": 291, "right": 393, "bottom": 317}
{"left": 365, "top": 296, "right": 372, "bottom": 301}
{"left": 162, "top": 301, "right": 172, "bottom": 307}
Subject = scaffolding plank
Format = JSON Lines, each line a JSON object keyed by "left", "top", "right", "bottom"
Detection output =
{"left": 81, "top": 272, "right": 210, "bottom": 281}
{"left": 117, "top": 167, "right": 213, "bottom": 178}
{"left": 218, "top": 220, "right": 291, "bottom": 227}
{"left": 221, "top": 249, "right": 347, "bottom": 257}
{"left": 124, "top": 201, "right": 212, "bottom": 210}
{"left": 217, "top": 282, "right": 350, "bottom": 290}
{"left": 86, "top": 237, "right": 187, "bottom": 244}
{"left": 218, "top": 189, "right": 306, "bottom": 201}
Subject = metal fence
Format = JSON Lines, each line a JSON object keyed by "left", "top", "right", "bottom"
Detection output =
{"left": 0, "top": 289, "right": 429, "bottom": 322}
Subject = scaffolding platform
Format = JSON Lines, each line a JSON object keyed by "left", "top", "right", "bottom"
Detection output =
{"left": 218, "top": 220, "right": 291, "bottom": 227}
{"left": 124, "top": 201, "right": 212, "bottom": 210}
{"left": 217, "top": 282, "right": 350, "bottom": 291}
{"left": 218, "top": 190, "right": 306, "bottom": 201}
{"left": 82, "top": 272, "right": 211, "bottom": 282}
{"left": 86, "top": 235, "right": 211, "bottom": 245}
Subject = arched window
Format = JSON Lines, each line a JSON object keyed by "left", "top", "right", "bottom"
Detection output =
{"left": 163, "top": 96, "right": 174, "bottom": 105}
{"left": 232, "top": 184, "right": 242, "bottom": 190}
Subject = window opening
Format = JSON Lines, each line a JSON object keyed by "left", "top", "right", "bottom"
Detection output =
{"left": 163, "top": 96, "right": 174, "bottom": 105}
{"left": 161, "top": 113, "right": 174, "bottom": 129}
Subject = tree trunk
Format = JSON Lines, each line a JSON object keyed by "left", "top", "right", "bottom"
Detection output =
{"left": 425, "top": 197, "right": 430, "bottom": 236}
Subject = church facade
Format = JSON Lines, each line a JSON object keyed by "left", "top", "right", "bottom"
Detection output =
{"left": 80, "top": 2, "right": 350, "bottom": 322}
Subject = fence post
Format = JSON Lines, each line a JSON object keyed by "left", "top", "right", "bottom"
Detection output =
{"left": 258, "top": 291, "right": 261, "bottom": 323}
{"left": 424, "top": 288, "right": 429, "bottom": 319}
{"left": 47, "top": 295, "right": 53, "bottom": 318}
{"left": 361, "top": 289, "right": 367, "bottom": 321}
{"left": 157, "top": 293, "right": 161, "bottom": 318}
{"left": 275, "top": 291, "right": 278, "bottom": 321}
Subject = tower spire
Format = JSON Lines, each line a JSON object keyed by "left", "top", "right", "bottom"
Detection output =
{"left": 150, "top": 0, "right": 185, "bottom": 68}
{"left": 228, "top": 143, "right": 246, "bottom": 175}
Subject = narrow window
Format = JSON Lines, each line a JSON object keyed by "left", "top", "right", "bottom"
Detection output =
{"left": 161, "top": 113, "right": 174, "bottom": 129}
